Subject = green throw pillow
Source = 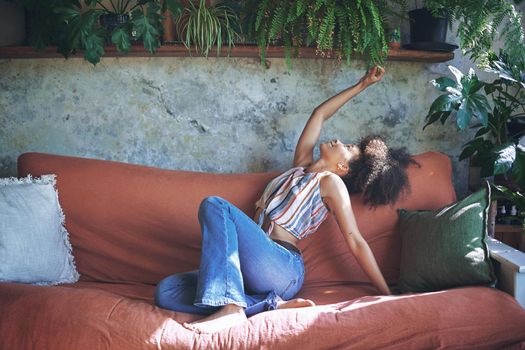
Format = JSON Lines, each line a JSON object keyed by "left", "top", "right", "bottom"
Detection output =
{"left": 397, "top": 183, "right": 497, "bottom": 293}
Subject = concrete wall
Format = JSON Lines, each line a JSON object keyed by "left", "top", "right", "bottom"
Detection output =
{"left": 0, "top": 54, "right": 476, "bottom": 197}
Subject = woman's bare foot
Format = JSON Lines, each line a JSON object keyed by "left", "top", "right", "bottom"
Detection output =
{"left": 276, "top": 298, "right": 316, "bottom": 309}
{"left": 182, "top": 304, "right": 247, "bottom": 334}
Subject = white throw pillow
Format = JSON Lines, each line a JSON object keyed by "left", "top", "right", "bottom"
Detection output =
{"left": 0, "top": 174, "right": 79, "bottom": 285}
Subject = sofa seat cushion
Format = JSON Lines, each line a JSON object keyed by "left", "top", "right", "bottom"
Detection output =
{"left": 1, "top": 282, "right": 524, "bottom": 350}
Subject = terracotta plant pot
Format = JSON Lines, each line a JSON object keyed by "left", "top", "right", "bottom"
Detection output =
{"left": 388, "top": 42, "right": 401, "bottom": 49}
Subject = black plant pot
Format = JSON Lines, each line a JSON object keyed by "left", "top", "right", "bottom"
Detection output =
{"left": 404, "top": 7, "right": 458, "bottom": 52}
{"left": 100, "top": 13, "right": 130, "bottom": 44}
{"left": 507, "top": 119, "right": 525, "bottom": 141}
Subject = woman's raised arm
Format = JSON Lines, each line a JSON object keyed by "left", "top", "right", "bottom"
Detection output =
{"left": 293, "top": 66, "right": 385, "bottom": 168}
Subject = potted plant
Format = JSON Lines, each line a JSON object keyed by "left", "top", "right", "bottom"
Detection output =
{"left": 175, "top": 0, "right": 241, "bottom": 57}
{"left": 426, "top": 53, "right": 524, "bottom": 172}
{"left": 22, "top": 0, "right": 182, "bottom": 65}
{"left": 424, "top": 50, "right": 525, "bottom": 199}
{"left": 403, "top": 2, "right": 457, "bottom": 52}
{"left": 388, "top": 28, "right": 401, "bottom": 49}
{"left": 424, "top": 50, "right": 525, "bottom": 238}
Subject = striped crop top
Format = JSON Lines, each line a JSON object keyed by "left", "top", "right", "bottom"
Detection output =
{"left": 255, "top": 167, "right": 329, "bottom": 240}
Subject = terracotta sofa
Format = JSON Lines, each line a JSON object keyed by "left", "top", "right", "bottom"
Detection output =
{"left": 2, "top": 151, "right": 525, "bottom": 350}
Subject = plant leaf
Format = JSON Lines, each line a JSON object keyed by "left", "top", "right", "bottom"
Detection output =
{"left": 111, "top": 25, "right": 132, "bottom": 52}
{"left": 132, "top": 5, "right": 161, "bottom": 53}
{"left": 469, "top": 94, "right": 491, "bottom": 127}
{"left": 430, "top": 77, "right": 457, "bottom": 92}
{"left": 448, "top": 65, "right": 464, "bottom": 85}
{"left": 511, "top": 145, "right": 525, "bottom": 189}
{"left": 428, "top": 94, "right": 460, "bottom": 114}
{"left": 423, "top": 111, "right": 450, "bottom": 130}
{"left": 456, "top": 99, "right": 473, "bottom": 130}
{"left": 83, "top": 29, "right": 105, "bottom": 64}
{"left": 165, "top": 0, "right": 184, "bottom": 18}
{"left": 493, "top": 143, "right": 517, "bottom": 175}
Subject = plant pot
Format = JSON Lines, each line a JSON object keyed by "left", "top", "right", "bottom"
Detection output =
{"left": 162, "top": 10, "right": 175, "bottom": 43}
{"left": 409, "top": 8, "right": 447, "bottom": 43}
{"left": 0, "top": 0, "right": 25, "bottom": 46}
{"left": 100, "top": 14, "right": 130, "bottom": 44}
{"left": 507, "top": 119, "right": 525, "bottom": 140}
{"left": 404, "top": 7, "right": 458, "bottom": 52}
{"left": 388, "top": 42, "right": 401, "bottom": 49}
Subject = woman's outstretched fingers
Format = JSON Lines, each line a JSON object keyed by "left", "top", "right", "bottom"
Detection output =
{"left": 361, "top": 66, "right": 385, "bottom": 87}
{"left": 374, "top": 66, "right": 385, "bottom": 80}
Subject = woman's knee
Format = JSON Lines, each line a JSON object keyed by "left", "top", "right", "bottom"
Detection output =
{"left": 198, "top": 196, "right": 228, "bottom": 218}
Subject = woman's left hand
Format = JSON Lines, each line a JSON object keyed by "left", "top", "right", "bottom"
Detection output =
{"left": 360, "top": 66, "right": 385, "bottom": 87}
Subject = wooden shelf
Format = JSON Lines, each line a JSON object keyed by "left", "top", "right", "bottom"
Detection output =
{"left": 494, "top": 224, "right": 524, "bottom": 252}
{"left": 0, "top": 44, "right": 454, "bottom": 63}
{"left": 495, "top": 224, "right": 523, "bottom": 234}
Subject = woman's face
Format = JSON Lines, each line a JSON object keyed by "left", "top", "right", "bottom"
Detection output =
{"left": 320, "top": 139, "right": 361, "bottom": 172}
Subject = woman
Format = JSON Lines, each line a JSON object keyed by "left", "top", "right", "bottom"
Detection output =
{"left": 155, "top": 66, "right": 416, "bottom": 334}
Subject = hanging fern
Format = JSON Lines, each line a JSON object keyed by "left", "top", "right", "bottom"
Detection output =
{"left": 269, "top": 2, "right": 288, "bottom": 41}
{"left": 247, "top": 0, "right": 403, "bottom": 68}
{"left": 425, "top": 0, "right": 525, "bottom": 68}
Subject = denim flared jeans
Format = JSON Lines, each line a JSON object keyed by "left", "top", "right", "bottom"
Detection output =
{"left": 154, "top": 196, "right": 305, "bottom": 316}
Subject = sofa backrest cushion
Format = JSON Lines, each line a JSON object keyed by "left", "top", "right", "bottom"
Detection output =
{"left": 17, "top": 152, "right": 455, "bottom": 286}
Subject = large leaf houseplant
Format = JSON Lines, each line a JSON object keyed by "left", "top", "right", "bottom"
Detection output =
{"left": 424, "top": 51, "right": 525, "bottom": 225}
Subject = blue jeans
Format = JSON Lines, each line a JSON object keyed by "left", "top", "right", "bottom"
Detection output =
{"left": 154, "top": 196, "right": 305, "bottom": 316}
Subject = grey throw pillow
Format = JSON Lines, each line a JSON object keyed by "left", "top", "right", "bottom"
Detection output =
{"left": 0, "top": 174, "right": 79, "bottom": 285}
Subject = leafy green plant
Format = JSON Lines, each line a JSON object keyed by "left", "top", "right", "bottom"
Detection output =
{"left": 175, "top": 0, "right": 241, "bottom": 57}
{"left": 424, "top": 0, "right": 525, "bottom": 68}
{"left": 22, "top": 0, "right": 73, "bottom": 49}
{"left": 390, "top": 28, "right": 401, "bottom": 43}
{"left": 23, "top": 0, "right": 183, "bottom": 65}
{"left": 424, "top": 51, "right": 525, "bottom": 180}
{"left": 245, "top": 0, "right": 408, "bottom": 68}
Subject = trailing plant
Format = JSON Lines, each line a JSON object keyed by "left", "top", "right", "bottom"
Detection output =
{"left": 423, "top": 0, "right": 525, "bottom": 68}
{"left": 22, "top": 0, "right": 183, "bottom": 65}
{"left": 22, "top": 0, "right": 73, "bottom": 50}
{"left": 424, "top": 51, "right": 525, "bottom": 185}
{"left": 245, "top": 0, "right": 408, "bottom": 68}
{"left": 175, "top": 0, "right": 241, "bottom": 57}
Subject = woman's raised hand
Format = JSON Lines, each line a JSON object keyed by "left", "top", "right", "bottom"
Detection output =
{"left": 359, "top": 66, "right": 385, "bottom": 87}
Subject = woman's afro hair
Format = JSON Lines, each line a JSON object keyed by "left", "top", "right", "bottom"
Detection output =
{"left": 341, "top": 135, "right": 419, "bottom": 208}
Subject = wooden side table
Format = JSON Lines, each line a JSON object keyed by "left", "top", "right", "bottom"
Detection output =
{"left": 494, "top": 224, "right": 525, "bottom": 252}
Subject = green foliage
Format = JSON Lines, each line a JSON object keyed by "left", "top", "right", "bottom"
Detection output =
{"left": 424, "top": 0, "right": 525, "bottom": 68}
{"left": 21, "top": 0, "right": 75, "bottom": 50}
{"left": 175, "top": 0, "right": 241, "bottom": 57}
{"left": 246, "top": 0, "right": 408, "bottom": 68}
{"left": 22, "top": 0, "right": 183, "bottom": 65}
{"left": 425, "top": 52, "right": 525, "bottom": 181}
{"left": 425, "top": 67, "right": 490, "bottom": 130}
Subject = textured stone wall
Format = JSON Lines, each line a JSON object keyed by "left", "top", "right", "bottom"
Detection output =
{"left": 0, "top": 52, "right": 479, "bottom": 197}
